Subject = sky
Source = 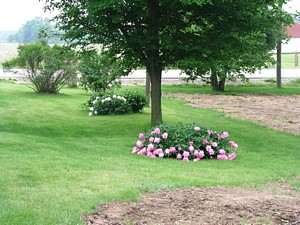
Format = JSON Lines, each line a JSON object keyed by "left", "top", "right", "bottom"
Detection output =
{"left": 0, "top": 0, "right": 299, "bottom": 31}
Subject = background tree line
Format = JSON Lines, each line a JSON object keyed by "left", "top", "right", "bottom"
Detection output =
{"left": 7, "top": 17, "right": 62, "bottom": 44}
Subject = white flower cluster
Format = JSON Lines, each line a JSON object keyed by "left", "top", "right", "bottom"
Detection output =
{"left": 88, "top": 95, "right": 127, "bottom": 116}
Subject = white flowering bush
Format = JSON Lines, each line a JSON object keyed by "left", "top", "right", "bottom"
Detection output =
{"left": 132, "top": 123, "right": 238, "bottom": 162}
{"left": 87, "top": 90, "right": 147, "bottom": 116}
{"left": 89, "top": 94, "right": 131, "bottom": 115}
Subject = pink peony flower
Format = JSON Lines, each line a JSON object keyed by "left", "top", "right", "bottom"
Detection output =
{"left": 176, "top": 153, "right": 182, "bottom": 159}
{"left": 222, "top": 131, "right": 229, "bottom": 139}
{"left": 153, "top": 128, "right": 160, "bottom": 134}
{"left": 207, "top": 130, "right": 212, "bottom": 135}
{"left": 162, "top": 132, "right": 168, "bottom": 140}
{"left": 147, "top": 144, "right": 154, "bottom": 151}
{"left": 202, "top": 139, "right": 208, "bottom": 145}
{"left": 154, "top": 137, "right": 161, "bottom": 144}
{"left": 188, "top": 145, "right": 194, "bottom": 152}
{"left": 165, "top": 148, "right": 170, "bottom": 154}
{"left": 169, "top": 147, "right": 176, "bottom": 153}
{"left": 217, "top": 154, "right": 227, "bottom": 160}
{"left": 132, "top": 146, "right": 139, "bottom": 154}
{"left": 158, "top": 153, "right": 164, "bottom": 158}
{"left": 182, "top": 157, "right": 189, "bottom": 162}
{"left": 136, "top": 140, "right": 143, "bottom": 148}
{"left": 194, "top": 150, "right": 199, "bottom": 157}
{"left": 228, "top": 152, "right": 236, "bottom": 160}
{"left": 229, "top": 141, "right": 235, "bottom": 147}
{"left": 198, "top": 150, "right": 205, "bottom": 159}
{"left": 151, "top": 154, "right": 156, "bottom": 158}
{"left": 189, "top": 141, "right": 194, "bottom": 146}
{"left": 178, "top": 146, "right": 182, "bottom": 151}
{"left": 147, "top": 152, "right": 152, "bottom": 157}
{"left": 194, "top": 126, "right": 200, "bottom": 131}
{"left": 209, "top": 150, "right": 214, "bottom": 155}
{"left": 233, "top": 143, "right": 238, "bottom": 150}
{"left": 193, "top": 158, "right": 199, "bottom": 162}
{"left": 149, "top": 137, "right": 155, "bottom": 143}
{"left": 139, "top": 133, "right": 145, "bottom": 139}
{"left": 206, "top": 145, "right": 212, "bottom": 152}
{"left": 219, "top": 149, "right": 226, "bottom": 155}
{"left": 183, "top": 151, "right": 190, "bottom": 157}
{"left": 156, "top": 149, "right": 163, "bottom": 154}
{"left": 212, "top": 142, "right": 218, "bottom": 148}
{"left": 138, "top": 148, "right": 146, "bottom": 155}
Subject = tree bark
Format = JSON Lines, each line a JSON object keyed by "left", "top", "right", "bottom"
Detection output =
{"left": 145, "top": 71, "right": 150, "bottom": 107}
{"left": 210, "top": 69, "right": 225, "bottom": 91}
{"left": 148, "top": 66, "right": 162, "bottom": 125}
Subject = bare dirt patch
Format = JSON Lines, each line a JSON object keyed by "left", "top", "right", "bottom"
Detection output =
{"left": 84, "top": 181, "right": 300, "bottom": 225}
{"left": 164, "top": 93, "right": 300, "bottom": 136}
{"left": 83, "top": 94, "right": 300, "bottom": 225}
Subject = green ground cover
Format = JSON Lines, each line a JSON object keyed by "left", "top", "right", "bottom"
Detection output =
{"left": 161, "top": 82, "right": 300, "bottom": 95}
{"left": 0, "top": 80, "right": 299, "bottom": 224}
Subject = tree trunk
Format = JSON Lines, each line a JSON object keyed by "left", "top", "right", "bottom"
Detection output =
{"left": 148, "top": 66, "right": 162, "bottom": 125}
{"left": 210, "top": 69, "right": 225, "bottom": 91}
{"left": 276, "top": 2, "right": 282, "bottom": 88}
{"left": 145, "top": 71, "right": 150, "bottom": 107}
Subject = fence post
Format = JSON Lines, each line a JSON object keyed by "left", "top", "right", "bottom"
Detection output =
{"left": 295, "top": 51, "right": 298, "bottom": 67}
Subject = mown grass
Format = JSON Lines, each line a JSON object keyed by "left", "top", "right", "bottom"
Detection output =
{"left": 0, "top": 80, "right": 299, "bottom": 225}
{"left": 161, "top": 82, "right": 300, "bottom": 95}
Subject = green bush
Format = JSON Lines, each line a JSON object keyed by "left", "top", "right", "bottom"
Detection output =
{"left": 87, "top": 91, "right": 147, "bottom": 116}
{"left": 79, "top": 50, "right": 130, "bottom": 94}
{"left": 133, "top": 123, "right": 238, "bottom": 162}
{"left": 123, "top": 90, "right": 147, "bottom": 113}
{"left": 2, "top": 41, "right": 78, "bottom": 94}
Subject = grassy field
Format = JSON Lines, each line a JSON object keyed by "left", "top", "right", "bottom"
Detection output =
{"left": 161, "top": 82, "right": 300, "bottom": 95}
{"left": 0, "top": 80, "right": 299, "bottom": 224}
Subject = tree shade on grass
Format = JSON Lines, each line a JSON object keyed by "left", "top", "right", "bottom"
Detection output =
{"left": 0, "top": 81, "right": 299, "bottom": 224}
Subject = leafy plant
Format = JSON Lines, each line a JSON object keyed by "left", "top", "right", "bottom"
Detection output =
{"left": 79, "top": 50, "right": 130, "bottom": 94}
{"left": 88, "top": 94, "right": 131, "bottom": 115}
{"left": 132, "top": 123, "right": 238, "bottom": 162}
{"left": 122, "top": 90, "right": 147, "bottom": 113}
{"left": 87, "top": 91, "right": 147, "bottom": 115}
{"left": 2, "top": 41, "right": 78, "bottom": 93}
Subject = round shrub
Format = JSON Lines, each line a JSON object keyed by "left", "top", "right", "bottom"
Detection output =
{"left": 122, "top": 90, "right": 147, "bottom": 113}
{"left": 86, "top": 91, "right": 147, "bottom": 116}
{"left": 89, "top": 95, "right": 131, "bottom": 115}
{"left": 132, "top": 123, "right": 238, "bottom": 162}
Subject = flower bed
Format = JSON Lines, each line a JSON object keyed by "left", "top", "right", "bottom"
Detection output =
{"left": 132, "top": 123, "right": 238, "bottom": 162}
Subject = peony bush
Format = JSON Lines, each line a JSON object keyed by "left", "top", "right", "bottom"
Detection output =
{"left": 132, "top": 123, "right": 238, "bottom": 162}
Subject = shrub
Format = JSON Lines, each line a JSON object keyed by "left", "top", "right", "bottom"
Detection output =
{"left": 79, "top": 50, "right": 130, "bottom": 94}
{"left": 132, "top": 123, "right": 238, "bottom": 162}
{"left": 122, "top": 90, "right": 147, "bottom": 113}
{"left": 87, "top": 91, "right": 147, "bottom": 115}
{"left": 88, "top": 94, "right": 131, "bottom": 115}
{"left": 2, "top": 41, "right": 78, "bottom": 93}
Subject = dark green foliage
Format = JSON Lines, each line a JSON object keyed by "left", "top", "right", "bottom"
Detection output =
{"left": 79, "top": 50, "right": 130, "bottom": 94}
{"left": 2, "top": 41, "right": 78, "bottom": 93}
{"left": 122, "top": 90, "right": 147, "bottom": 113}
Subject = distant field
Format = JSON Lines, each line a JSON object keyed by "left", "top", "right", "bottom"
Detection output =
{"left": 0, "top": 43, "right": 18, "bottom": 68}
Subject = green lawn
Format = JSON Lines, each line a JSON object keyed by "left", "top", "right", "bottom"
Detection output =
{"left": 161, "top": 82, "right": 300, "bottom": 95}
{"left": 0, "top": 80, "right": 299, "bottom": 225}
